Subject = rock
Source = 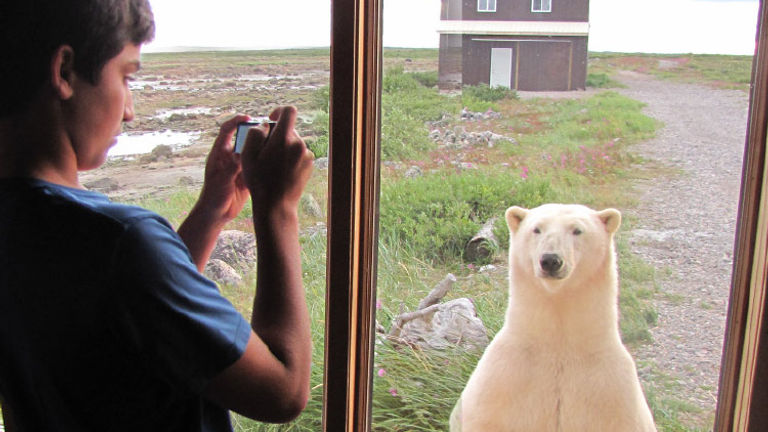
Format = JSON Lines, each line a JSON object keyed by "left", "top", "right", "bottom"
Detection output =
{"left": 211, "top": 230, "right": 256, "bottom": 270}
{"left": 479, "top": 264, "right": 497, "bottom": 273}
{"left": 390, "top": 298, "right": 489, "bottom": 350}
{"left": 139, "top": 144, "right": 174, "bottom": 163}
{"left": 388, "top": 273, "right": 489, "bottom": 351}
{"left": 302, "top": 222, "right": 328, "bottom": 239}
{"left": 84, "top": 177, "right": 119, "bottom": 193}
{"left": 301, "top": 193, "right": 324, "bottom": 218}
{"left": 178, "top": 176, "right": 195, "bottom": 186}
{"left": 205, "top": 259, "right": 243, "bottom": 286}
{"left": 404, "top": 165, "right": 423, "bottom": 179}
{"left": 314, "top": 157, "right": 329, "bottom": 170}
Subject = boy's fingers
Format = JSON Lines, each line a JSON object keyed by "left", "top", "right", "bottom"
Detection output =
{"left": 269, "top": 106, "right": 298, "bottom": 142}
{"left": 215, "top": 114, "right": 250, "bottom": 151}
{"left": 242, "top": 125, "right": 268, "bottom": 160}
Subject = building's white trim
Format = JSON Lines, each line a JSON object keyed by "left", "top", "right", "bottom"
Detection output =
{"left": 437, "top": 20, "right": 589, "bottom": 36}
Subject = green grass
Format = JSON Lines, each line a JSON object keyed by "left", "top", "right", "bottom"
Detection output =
{"left": 588, "top": 52, "right": 753, "bottom": 90}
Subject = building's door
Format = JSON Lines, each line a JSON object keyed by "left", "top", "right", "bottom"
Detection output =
{"left": 490, "top": 47, "right": 513, "bottom": 88}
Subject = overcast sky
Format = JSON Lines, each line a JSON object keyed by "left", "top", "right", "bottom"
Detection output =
{"left": 144, "top": 0, "right": 759, "bottom": 55}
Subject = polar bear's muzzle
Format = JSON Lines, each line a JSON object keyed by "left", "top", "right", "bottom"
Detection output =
{"left": 538, "top": 253, "right": 568, "bottom": 279}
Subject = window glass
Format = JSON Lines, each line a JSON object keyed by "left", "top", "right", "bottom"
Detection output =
{"left": 533, "top": 0, "right": 552, "bottom": 13}
{"left": 478, "top": 0, "right": 496, "bottom": 13}
{"left": 372, "top": 0, "right": 756, "bottom": 430}
{"left": 91, "top": 1, "right": 330, "bottom": 430}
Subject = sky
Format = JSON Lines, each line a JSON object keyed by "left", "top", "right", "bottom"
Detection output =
{"left": 144, "top": 0, "right": 760, "bottom": 56}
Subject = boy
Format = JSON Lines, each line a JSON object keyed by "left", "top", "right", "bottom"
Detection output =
{"left": 0, "top": 0, "right": 314, "bottom": 430}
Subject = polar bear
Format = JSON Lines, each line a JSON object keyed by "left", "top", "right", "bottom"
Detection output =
{"left": 450, "top": 204, "right": 656, "bottom": 432}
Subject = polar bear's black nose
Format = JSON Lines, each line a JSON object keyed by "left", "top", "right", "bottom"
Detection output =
{"left": 540, "top": 254, "right": 563, "bottom": 274}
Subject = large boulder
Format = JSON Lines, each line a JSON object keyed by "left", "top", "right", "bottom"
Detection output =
{"left": 210, "top": 230, "right": 256, "bottom": 270}
{"left": 390, "top": 298, "right": 489, "bottom": 350}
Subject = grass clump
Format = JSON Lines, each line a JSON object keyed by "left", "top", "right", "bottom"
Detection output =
{"left": 381, "top": 67, "right": 459, "bottom": 160}
{"left": 586, "top": 72, "right": 623, "bottom": 88}
{"left": 461, "top": 84, "right": 517, "bottom": 112}
{"left": 407, "top": 70, "right": 439, "bottom": 88}
{"left": 463, "top": 84, "right": 516, "bottom": 102}
{"left": 379, "top": 171, "right": 556, "bottom": 265}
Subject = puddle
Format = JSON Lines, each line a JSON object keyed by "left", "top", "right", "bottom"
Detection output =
{"left": 154, "top": 107, "right": 214, "bottom": 120}
{"left": 129, "top": 80, "right": 189, "bottom": 91}
{"left": 110, "top": 130, "right": 201, "bottom": 157}
{"left": 238, "top": 74, "right": 287, "bottom": 82}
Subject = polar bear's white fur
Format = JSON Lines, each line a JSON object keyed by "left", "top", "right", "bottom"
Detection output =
{"left": 450, "top": 204, "right": 656, "bottom": 432}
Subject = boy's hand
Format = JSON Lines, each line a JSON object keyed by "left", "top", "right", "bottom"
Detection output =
{"left": 197, "top": 114, "right": 252, "bottom": 223}
{"left": 240, "top": 106, "right": 314, "bottom": 219}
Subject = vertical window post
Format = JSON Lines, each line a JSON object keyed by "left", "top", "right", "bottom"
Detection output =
{"left": 716, "top": 1, "right": 768, "bottom": 430}
{"left": 323, "top": 0, "right": 383, "bottom": 430}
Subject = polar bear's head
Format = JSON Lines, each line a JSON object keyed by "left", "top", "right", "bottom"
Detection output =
{"left": 505, "top": 204, "right": 621, "bottom": 292}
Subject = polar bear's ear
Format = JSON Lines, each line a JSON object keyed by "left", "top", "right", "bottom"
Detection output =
{"left": 506, "top": 206, "right": 529, "bottom": 233}
{"left": 597, "top": 208, "right": 621, "bottom": 234}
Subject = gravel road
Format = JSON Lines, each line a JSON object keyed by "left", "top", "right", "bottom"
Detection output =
{"left": 616, "top": 70, "right": 750, "bottom": 426}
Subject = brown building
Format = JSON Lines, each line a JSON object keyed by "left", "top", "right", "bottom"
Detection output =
{"left": 438, "top": 0, "right": 590, "bottom": 91}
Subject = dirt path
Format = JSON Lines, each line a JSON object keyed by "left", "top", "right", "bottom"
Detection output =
{"left": 615, "top": 70, "right": 750, "bottom": 425}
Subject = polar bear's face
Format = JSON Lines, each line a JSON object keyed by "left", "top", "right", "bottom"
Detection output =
{"left": 505, "top": 204, "right": 621, "bottom": 291}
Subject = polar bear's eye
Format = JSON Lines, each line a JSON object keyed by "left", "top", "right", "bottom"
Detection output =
{"left": 533, "top": 227, "right": 541, "bottom": 234}
{"left": 573, "top": 228, "right": 583, "bottom": 235}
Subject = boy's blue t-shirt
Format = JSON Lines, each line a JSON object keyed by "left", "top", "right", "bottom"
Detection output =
{"left": 0, "top": 178, "right": 252, "bottom": 431}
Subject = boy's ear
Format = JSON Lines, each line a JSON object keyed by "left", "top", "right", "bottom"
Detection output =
{"left": 50, "top": 45, "right": 75, "bottom": 100}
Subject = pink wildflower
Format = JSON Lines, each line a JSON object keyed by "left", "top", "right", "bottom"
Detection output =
{"left": 389, "top": 388, "right": 398, "bottom": 397}
{"left": 378, "top": 368, "right": 386, "bottom": 377}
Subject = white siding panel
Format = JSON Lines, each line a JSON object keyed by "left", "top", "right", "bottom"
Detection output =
{"left": 436, "top": 20, "right": 589, "bottom": 36}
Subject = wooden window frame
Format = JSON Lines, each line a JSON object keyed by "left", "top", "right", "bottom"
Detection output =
{"left": 324, "top": 0, "right": 768, "bottom": 430}
{"left": 477, "top": 0, "right": 497, "bottom": 13}
{"left": 716, "top": 1, "right": 768, "bottom": 430}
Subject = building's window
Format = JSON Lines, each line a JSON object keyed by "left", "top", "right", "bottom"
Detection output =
{"left": 478, "top": 0, "right": 496, "bottom": 13}
{"left": 532, "top": 0, "right": 551, "bottom": 13}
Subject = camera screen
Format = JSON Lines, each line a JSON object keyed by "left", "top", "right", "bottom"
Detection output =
{"left": 234, "top": 123, "right": 256, "bottom": 154}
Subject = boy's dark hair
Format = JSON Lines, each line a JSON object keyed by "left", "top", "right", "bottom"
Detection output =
{"left": 0, "top": 0, "right": 155, "bottom": 118}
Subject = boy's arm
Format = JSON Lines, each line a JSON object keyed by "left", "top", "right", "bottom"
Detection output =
{"left": 177, "top": 115, "right": 251, "bottom": 272}
{"left": 202, "top": 106, "right": 314, "bottom": 422}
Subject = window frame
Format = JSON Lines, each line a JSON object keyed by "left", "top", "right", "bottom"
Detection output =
{"left": 322, "top": 0, "right": 382, "bottom": 430}
{"left": 324, "top": 0, "right": 768, "bottom": 430}
{"left": 531, "top": 0, "right": 552, "bottom": 13}
{"left": 477, "top": 0, "right": 497, "bottom": 13}
{"left": 715, "top": 1, "right": 768, "bottom": 429}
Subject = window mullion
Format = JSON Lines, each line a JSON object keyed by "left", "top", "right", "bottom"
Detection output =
{"left": 323, "top": 0, "right": 383, "bottom": 430}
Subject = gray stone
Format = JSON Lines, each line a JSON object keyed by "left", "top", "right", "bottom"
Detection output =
{"left": 205, "top": 259, "right": 243, "bottom": 286}
{"left": 211, "top": 230, "right": 256, "bottom": 270}
{"left": 404, "top": 165, "right": 423, "bottom": 179}
{"left": 391, "top": 298, "right": 489, "bottom": 351}
{"left": 84, "top": 177, "right": 119, "bottom": 192}
{"left": 301, "top": 194, "right": 324, "bottom": 218}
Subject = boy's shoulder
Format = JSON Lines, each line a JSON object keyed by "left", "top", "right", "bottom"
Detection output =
{"left": 0, "top": 177, "right": 169, "bottom": 231}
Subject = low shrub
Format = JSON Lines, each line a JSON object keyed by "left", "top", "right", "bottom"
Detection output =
{"left": 407, "top": 70, "right": 439, "bottom": 88}
{"left": 462, "top": 84, "right": 516, "bottom": 102}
